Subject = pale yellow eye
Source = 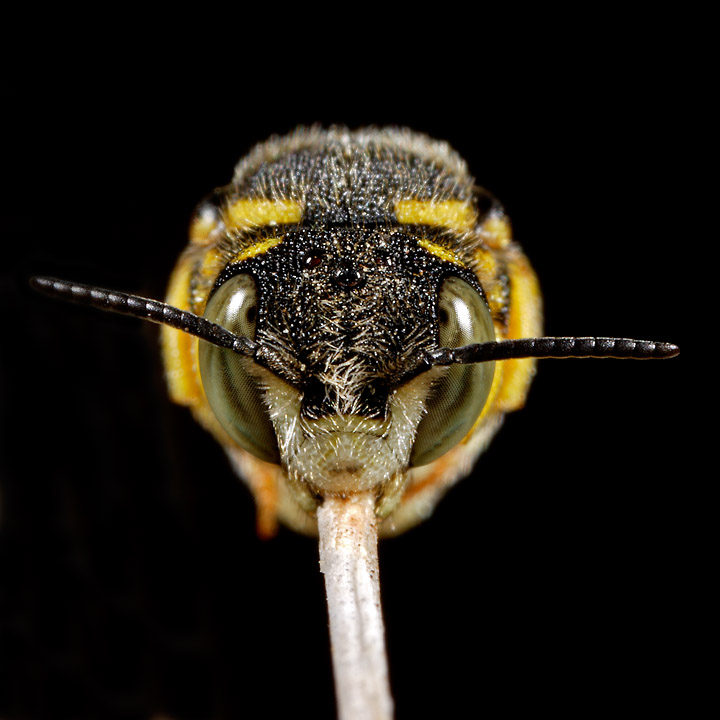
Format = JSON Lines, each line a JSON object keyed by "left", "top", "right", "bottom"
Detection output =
{"left": 199, "top": 274, "right": 280, "bottom": 463}
{"left": 410, "top": 276, "right": 495, "bottom": 467}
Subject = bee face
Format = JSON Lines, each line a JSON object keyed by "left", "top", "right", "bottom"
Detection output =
{"left": 162, "top": 127, "right": 542, "bottom": 535}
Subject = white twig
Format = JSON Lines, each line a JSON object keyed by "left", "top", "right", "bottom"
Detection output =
{"left": 318, "top": 492, "right": 394, "bottom": 720}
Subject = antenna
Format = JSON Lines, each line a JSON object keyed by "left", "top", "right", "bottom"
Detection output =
{"left": 30, "top": 277, "right": 257, "bottom": 358}
{"left": 427, "top": 336, "right": 680, "bottom": 365}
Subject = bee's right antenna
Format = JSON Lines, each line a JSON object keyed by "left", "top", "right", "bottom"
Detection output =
{"left": 30, "top": 276, "right": 258, "bottom": 358}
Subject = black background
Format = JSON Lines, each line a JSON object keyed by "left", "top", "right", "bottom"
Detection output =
{"left": 2, "top": 18, "right": 697, "bottom": 720}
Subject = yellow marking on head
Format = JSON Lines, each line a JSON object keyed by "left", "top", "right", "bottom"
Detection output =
{"left": 197, "top": 246, "right": 226, "bottom": 282}
{"left": 494, "top": 250, "right": 543, "bottom": 412}
{"left": 226, "top": 198, "right": 303, "bottom": 229}
{"left": 474, "top": 246, "right": 498, "bottom": 277}
{"left": 417, "top": 238, "right": 466, "bottom": 267}
{"left": 233, "top": 237, "right": 283, "bottom": 263}
{"left": 395, "top": 199, "right": 477, "bottom": 233}
{"left": 189, "top": 212, "right": 219, "bottom": 247}
{"left": 480, "top": 213, "right": 512, "bottom": 249}
{"left": 473, "top": 247, "right": 504, "bottom": 318}
{"left": 460, "top": 245, "right": 542, "bottom": 438}
{"left": 161, "top": 251, "right": 205, "bottom": 406}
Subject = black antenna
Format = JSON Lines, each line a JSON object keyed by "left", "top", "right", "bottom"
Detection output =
{"left": 427, "top": 336, "right": 679, "bottom": 365}
{"left": 30, "top": 277, "right": 258, "bottom": 357}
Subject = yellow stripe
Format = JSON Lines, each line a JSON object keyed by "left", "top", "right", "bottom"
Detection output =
{"left": 196, "top": 246, "right": 227, "bottom": 283}
{"left": 395, "top": 199, "right": 477, "bottom": 233}
{"left": 161, "top": 252, "right": 204, "bottom": 406}
{"left": 233, "top": 237, "right": 283, "bottom": 263}
{"left": 480, "top": 214, "right": 512, "bottom": 249}
{"left": 417, "top": 238, "right": 466, "bottom": 267}
{"left": 494, "top": 251, "right": 543, "bottom": 412}
{"left": 189, "top": 214, "right": 217, "bottom": 246}
{"left": 226, "top": 198, "right": 302, "bottom": 229}
{"left": 473, "top": 246, "right": 498, "bottom": 279}
{"left": 473, "top": 247, "right": 504, "bottom": 318}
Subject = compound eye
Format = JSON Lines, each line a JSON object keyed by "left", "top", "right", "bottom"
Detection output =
{"left": 410, "top": 276, "right": 496, "bottom": 467}
{"left": 199, "top": 274, "right": 280, "bottom": 464}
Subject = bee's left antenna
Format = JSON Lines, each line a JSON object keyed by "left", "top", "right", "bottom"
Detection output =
{"left": 30, "top": 276, "right": 258, "bottom": 357}
{"left": 428, "top": 336, "right": 680, "bottom": 365}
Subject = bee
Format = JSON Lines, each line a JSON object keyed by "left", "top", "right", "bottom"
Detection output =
{"left": 31, "top": 126, "right": 678, "bottom": 719}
